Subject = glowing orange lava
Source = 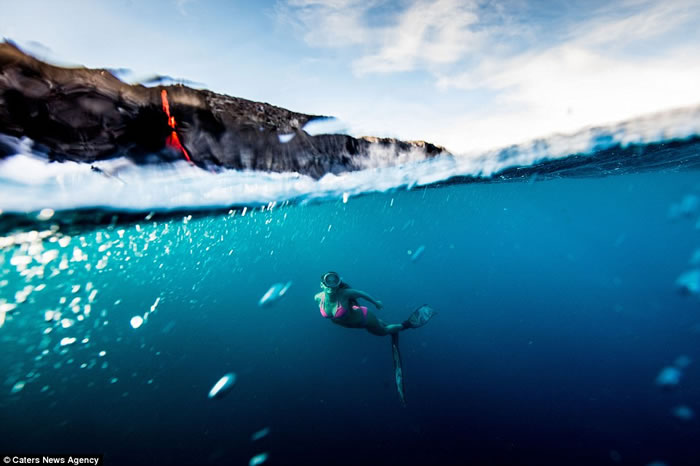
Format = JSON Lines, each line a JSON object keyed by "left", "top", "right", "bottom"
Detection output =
{"left": 160, "top": 89, "right": 192, "bottom": 162}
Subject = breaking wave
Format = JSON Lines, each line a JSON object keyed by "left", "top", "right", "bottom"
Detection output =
{"left": 1, "top": 105, "right": 699, "bottom": 214}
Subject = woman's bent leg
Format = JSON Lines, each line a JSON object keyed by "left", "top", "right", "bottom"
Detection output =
{"left": 365, "top": 312, "right": 403, "bottom": 336}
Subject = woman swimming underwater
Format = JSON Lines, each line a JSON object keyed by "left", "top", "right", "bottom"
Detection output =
{"left": 315, "top": 271, "right": 436, "bottom": 405}
{"left": 314, "top": 271, "right": 436, "bottom": 336}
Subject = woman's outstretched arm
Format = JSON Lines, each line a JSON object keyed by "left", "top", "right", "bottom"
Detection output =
{"left": 345, "top": 289, "right": 383, "bottom": 309}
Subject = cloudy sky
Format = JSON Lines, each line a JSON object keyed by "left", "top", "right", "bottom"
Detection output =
{"left": 2, "top": 0, "right": 700, "bottom": 154}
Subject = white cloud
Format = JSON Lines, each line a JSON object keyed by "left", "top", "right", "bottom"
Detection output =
{"left": 430, "top": 0, "right": 700, "bottom": 152}
{"left": 280, "top": 0, "right": 700, "bottom": 153}
{"left": 353, "top": 0, "right": 482, "bottom": 74}
{"left": 567, "top": 0, "right": 694, "bottom": 47}
{"left": 432, "top": 46, "right": 700, "bottom": 154}
{"left": 278, "top": 0, "right": 486, "bottom": 73}
{"left": 277, "top": 0, "right": 374, "bottom": 47}
{"left": 175, "top": 0, "right": 197, "bottom": 17}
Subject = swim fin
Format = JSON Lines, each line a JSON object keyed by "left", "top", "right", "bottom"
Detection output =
{"left": 392, "top": 333, "right": 406, "bottom": 406}
{"left": 402, "top": 304, "right": 437, "bottom": 329}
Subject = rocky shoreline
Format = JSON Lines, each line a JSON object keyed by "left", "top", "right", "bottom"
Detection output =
{"left": 0, "top": 42, "right": 449, "bottom": 178}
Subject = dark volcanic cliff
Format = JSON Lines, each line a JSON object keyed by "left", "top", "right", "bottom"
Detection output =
{"left": 0, "top": 42, "right": 449, "bottom": 178}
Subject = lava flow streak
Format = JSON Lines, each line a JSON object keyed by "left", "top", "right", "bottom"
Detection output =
{"left": 160, "top": 89, "right": 192, "bottom": 162}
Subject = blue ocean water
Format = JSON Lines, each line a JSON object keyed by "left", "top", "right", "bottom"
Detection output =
{"left": 2, "top": 125, "right": 700, "bottom": 465}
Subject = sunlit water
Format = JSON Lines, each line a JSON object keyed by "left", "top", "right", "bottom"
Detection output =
{"left": 2, "top": 110, "right": 700, "bottom": 465}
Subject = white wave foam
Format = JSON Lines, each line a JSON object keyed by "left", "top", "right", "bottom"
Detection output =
{"left": 356, "top": 143, "right": 434, "bottom": 170}
{"left": 302, "top": 117, "right": 349, "bottom": 135}
{"left": 1, "top": 105, "right": 699, "bottom": 213}
{"left": 434, "top": 104, "right": 700, "bottom": 186}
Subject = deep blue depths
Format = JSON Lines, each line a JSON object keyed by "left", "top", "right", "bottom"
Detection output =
{"left": 2, "top": 169, "right": 700, "bottom": 465}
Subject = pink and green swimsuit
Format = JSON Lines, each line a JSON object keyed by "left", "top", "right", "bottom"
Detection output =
{"left": 319, "top": 293, "right": 368, "bottom": 324}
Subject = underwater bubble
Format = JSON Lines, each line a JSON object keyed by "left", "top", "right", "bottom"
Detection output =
{"left": 675, "top": 355, "right": 692, "bottom": 368}
{"left": 258, "top": 282, "right": 292, "bottom": 306}
{"left": 11, "top": 380, "right": 26, "bottom": 394}
{"left": 96, "top": 257, "right": 108, "bottom": 269}
{"left": 251, "top": 427, "right": 270, "bottom": 442}
{"left": 0, "top": 302, "right": 18, "bottom": 314}
{"left": 130, "top": 316, "right": 144, "bottom": 329}
{"left": 655, "top": 366, "right": 681, "bottom": 388}
{"left": 680, "top": 194, "right": 699, "bottom": 214}
{"left": 60, "top": 337, "right": 76, "bottom": 346}
{"left": 110, "top": 377, "right": 118, "bottom": 384}
{"left": 208, "top": 373, "right": 236, "bottom": 399}
{"left": 0, "top": 301, "right": 17, "bottom": 327}
{"left": 58, "top": 258, "right": 68, "bottom": 270}
{"left": 15, "top": 286, "right": 33, "bottom": 303}
{"left": 99, "top": 351, "right": 106, "bottom": 357}
{"left": 249, "top": 452, "right": 268, "bottom": 466}
{"left": 410, "top": 245, "right": 425, "bottom": 262}
{"left": 40, "top": 250, "right": 58, "bottom": 264}
{"left": 150, "top": 297, "right": 161, "bottom": 312}
{"left": 691, "top": 249, "right": 700, "bottom": 265}
{"left": 675, "top": 269, "right": 700, "bottom": 295}
{"left": 36, "top": 208, "right": 54, "bottom": 221}
{"left": 672, "top": 405, "right": 695, "bottom": 421}
{"left": 278, "top": 282, "right": 292, "bottom": 297}
{"left": 258, "top": 285, "right": 279, "bottom": 306}
{"left": 669, "top": 194, "right": 699, "bottom": 219}
{"left": 10, "top": 255, "right": 32, "bottom": 267}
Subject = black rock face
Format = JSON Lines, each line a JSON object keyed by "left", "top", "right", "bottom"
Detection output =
{"left": 0, "top": 42, "right": 450, "bottom": 178}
